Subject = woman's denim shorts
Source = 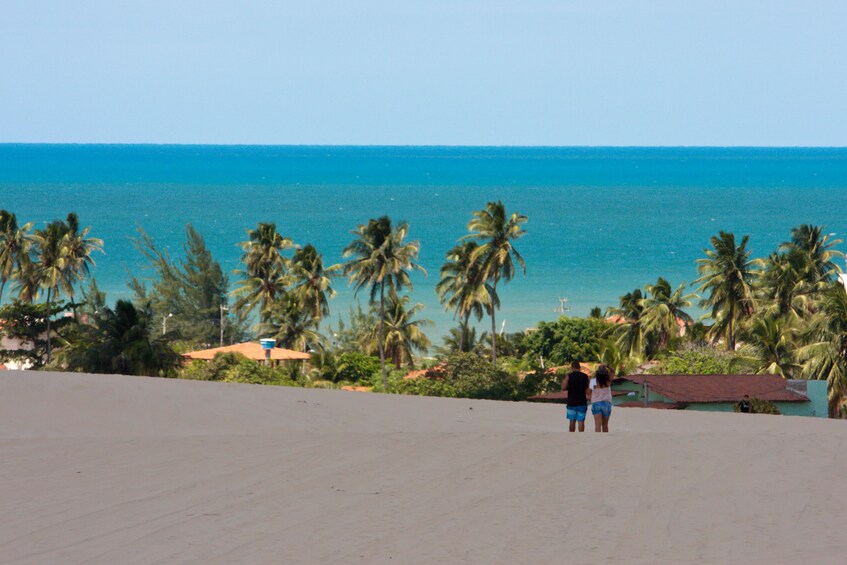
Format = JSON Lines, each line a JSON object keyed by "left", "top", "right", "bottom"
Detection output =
{"left": 591, "top": 401, "right": 612, "bottom": 417}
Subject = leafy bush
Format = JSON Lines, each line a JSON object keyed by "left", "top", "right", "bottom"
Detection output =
{"left": 655, "top": 347, "right": 738, "bottom": 375}
{"left": 179, "top": 352, "right": 246, "bottom": 381}
{"left": 385, "top": 376, "right": 459, "bottom": 397}
{"left": 389, "top": 352, "right": 519, "bottom": 401}
{"left": 221, "top": 359, "right": 295, "bottom": 385}
{"left": 179, "top": 352, "right": 296, "bottom": 385}
{"left": 516, "top": 367, "right": 564, "bottom": 399}
{"left": 332, "top": 352, "right": 382, "bottom": 383}
{"left": 0, "top": 300, "right": 60, "bottom": 368}
{"left": 521, "top": 317, "right": 610, "bottom": 367}
{"left": 733, "top": 398, "right": 781, "bottom": 415}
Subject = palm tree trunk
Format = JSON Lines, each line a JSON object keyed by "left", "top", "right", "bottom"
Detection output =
{"left": 461, "top": 312, "right": 470, "bottom": 352}
{"left": 69, "top": 289, "right": 77, "bottom": 319}
{"left": 45, "top": 287, "right": 52, "bottom": 365}
{"left": 0, "top": 279, "right": 6, "bottom": 305}
{"left": 828, "top": 390, "right": 842, "bottom": 418}
{"left": 378, "top": 283, "right": 387, "bottom": 388}
{"left": 728, "top": 303, "right": 735, "bottom": 351}
{"left": 490, "top": 281, "right": 498, "bottom": 366}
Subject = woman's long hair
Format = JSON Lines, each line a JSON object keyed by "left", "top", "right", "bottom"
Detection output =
{"left": 595, "top": 364, "right": 611, "bottom": 388}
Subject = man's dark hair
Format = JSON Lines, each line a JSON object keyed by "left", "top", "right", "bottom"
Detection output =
{"left": 570, "top": 361, "right": 581, "bottom": 370}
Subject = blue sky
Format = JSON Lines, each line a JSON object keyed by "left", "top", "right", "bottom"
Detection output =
{"left": 2, "top": 1, "right": 845, "bottom": 145}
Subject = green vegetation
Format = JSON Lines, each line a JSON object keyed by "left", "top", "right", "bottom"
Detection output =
{"left": 653, "top": 347, "right": 736, "bottom": 375}
{"left": 59, "top": 300, "right": 182, "bottom": 376}
{"left": 695, "top": 231, "right": 757, "bottom": 351}
{"left": 436, "top": 241, "right": 493, "bottom": 352}
{"left": 522, "top": 317, "right": 610, "bottom": 367}
{"left": 232, "top": 222, "right": 294, "bottom": 325}
{"left": 1, "top": 206, "right": 845, "bottom": 417}
{"left": 331, "top": 352, "right": 381, "bottom": 384}
{"left": 343, "top": 216, "right": 425, "bottom": 387}
{"left": 180, "top": 352, "right": 298, "bottom": 385}
{"left": 733, "top": 398, "right": 781, "bottom": 415}
{"left": 465, "top": 201, "right": 527, "bottom": 365}
{"left": 0, "top": 211, "right": 33, "bottom": 304}
{"left": 130, "top": 225, "right": 244, "bottom": 348}
{"left": 386, "top": 352, "right": 519, "bottom": 401}
{"left": 0, "top": 300, "right": 67, "bottom": 368}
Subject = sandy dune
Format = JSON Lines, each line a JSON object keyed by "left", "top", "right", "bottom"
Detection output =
{"left": 1, "top": 371, "right": 846, "bottom": 564}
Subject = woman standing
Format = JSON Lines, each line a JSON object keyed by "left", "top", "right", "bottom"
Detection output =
{"left": 591, "top": 365, "right": 613, "bottom": 432}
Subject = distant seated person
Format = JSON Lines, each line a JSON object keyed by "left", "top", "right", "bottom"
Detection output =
{"left": 739, "top": 395, "right": 751, "bottom": 413}
{"left": 561, "top": 360, "right": 590, "bottom": 432}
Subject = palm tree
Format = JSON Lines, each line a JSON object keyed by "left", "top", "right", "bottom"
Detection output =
{"left": 289, "top": 244, "right": 339, "bottom": 322}
{"left": 780, "top": 224, "right": 843, "bottom": 286}
{"left": 436, "top": 322, "right": 481, "bottom": 355}
{"left": 264, "top": 295, "right": 323, "bottom": 352}
{"left": 233, "top": 222, "right": 293, "bottom": 323}
{"left": 798, "top": 282, "right": 847, "bottom": 417}
{"left": 14, "top": 262, "right": 41, "bottom": 304}
{"left": 343, "top": 216, "right": 425, "bottom": 387}
{"left": 756, "top": 250, "right": 814, "bottom": 322}
{"left": 735, "top": 316, "right": 800, "bottom": 377}
{"left": 695, "top": 231, "right": 758, "bottom": 351}
{"left": 466, "top": 201, "right": 527, "bottom": 365}
{"left": 608, "top": 288, "right": 650, "bottom": 359}
{"left": 596, "top": 339, "right": 636, "bottom": 377}
{"left": 436, "top": 240, "right": 496, "bottom": 348}
{"left": 32, "top": 218, "right": 73, "bottom": 364}
{"left": 60, "top": 300, "right": 181, "bottom": 376}
{"left": 641, "top": 277, "right": 696, "bottom": 350}
{"left": 0, "top": 211, "right": 33, "bottom": 304}
{"left": 376, "top": 293, "right": 432, "bottom": 369}
{"left": 60, "top": 213, "right": 103, "bottom": 313}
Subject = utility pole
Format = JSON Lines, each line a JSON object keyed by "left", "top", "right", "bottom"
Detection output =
{"left": 220, "top": 305, "right": 229, "bottom": 346}
{"left": 554, "top": 297, "right": 570, "bottom": 315}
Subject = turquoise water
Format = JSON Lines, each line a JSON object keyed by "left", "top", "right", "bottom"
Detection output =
{"left": 1, "top": 145, "right": 846, "bottom": 339}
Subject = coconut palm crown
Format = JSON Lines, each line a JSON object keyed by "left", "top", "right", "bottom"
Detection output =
{"left": 436, "top": 240, "right": 497, "bottom": 348}
{"left": 289, "top": 244, "right": 339, "bottom": 322}
{"left": 695, "top": 231, "right": 758, "bottom": 351}
{"left": 465, "top": 201, "right": 527, "bottom": 365}
{"left": 0, "top": 210, "right": 34, "bottom": 304}
{"left": 233, "top": 222, "right": 294, "bottom": 323}
{"left": 343, "top": 216, "right": 425, "bottom": 387}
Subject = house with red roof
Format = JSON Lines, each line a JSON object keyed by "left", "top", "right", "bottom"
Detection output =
{"left": 614, "top": 374, "right": 828, "bottom": 418}
{"left": 529, "top": 373, "right": 827, "bottom": 417}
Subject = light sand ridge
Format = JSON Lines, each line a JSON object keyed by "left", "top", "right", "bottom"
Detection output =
{"left": 1, "top": 371, "right": 846, "bottom": 564}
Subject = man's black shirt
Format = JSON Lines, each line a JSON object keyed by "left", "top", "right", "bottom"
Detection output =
{"left": 565, "top": 371, "right": 590, "bottom": 407}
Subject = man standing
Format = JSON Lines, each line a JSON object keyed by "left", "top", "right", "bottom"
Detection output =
{"left": 561, "top": 360, "right": 590, "bottom": 432}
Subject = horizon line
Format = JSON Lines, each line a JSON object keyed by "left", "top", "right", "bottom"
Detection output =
{"left": 2, "top": 142, "right": 847, "bottom": 149}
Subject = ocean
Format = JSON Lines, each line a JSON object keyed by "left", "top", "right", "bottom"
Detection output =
{"left": 1, "top": 145, "right": 846, "bottom": 341}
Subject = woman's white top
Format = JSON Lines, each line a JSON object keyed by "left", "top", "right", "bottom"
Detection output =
{"left": 592, "top": 386, "right": 613, "bottom": 403}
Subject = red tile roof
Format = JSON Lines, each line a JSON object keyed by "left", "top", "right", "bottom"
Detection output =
{"left": 617, "top": 401, "right": 687, "bottom": 409}
{"left": 183, "top": 342, "right": 311, "bottom": 361}
{"left": 621, "top": 374, "right": 808, "bottom": 403}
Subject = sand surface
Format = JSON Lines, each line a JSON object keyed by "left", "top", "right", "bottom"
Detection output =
{"left": 1, "top": 371, "right": 846, "bottom": 564}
